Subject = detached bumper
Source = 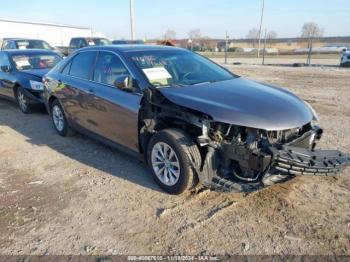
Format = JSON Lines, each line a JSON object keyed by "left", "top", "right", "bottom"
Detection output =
{"left": 201, "top": 146, "right": 350, "bottom": 193}
{"left": 270, "top": 146, "right": 350, "bottom": 177}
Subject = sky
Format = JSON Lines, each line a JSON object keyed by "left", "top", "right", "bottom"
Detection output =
{"left": 0, "top": 0, "right": 349, "bottom": 40}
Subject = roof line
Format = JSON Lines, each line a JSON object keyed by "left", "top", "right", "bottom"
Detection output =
{"left": 0, "top": 18, "right": 91, "bottom": 30}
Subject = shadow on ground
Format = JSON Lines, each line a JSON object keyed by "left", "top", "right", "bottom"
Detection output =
{"left": 0, "top": 99, "right": 162, "bottom": 193}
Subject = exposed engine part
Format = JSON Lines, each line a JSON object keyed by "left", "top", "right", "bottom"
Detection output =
{"left": 192, "top": 120, "right": 350, "bottom": 193}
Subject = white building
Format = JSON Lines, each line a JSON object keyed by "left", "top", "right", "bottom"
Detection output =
{"left": 0, "top": 18, "right": 105, "bottom": 47}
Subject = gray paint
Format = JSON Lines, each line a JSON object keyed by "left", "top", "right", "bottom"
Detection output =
{"left": 159, "top": 77, "right": 313, "bottom": 131}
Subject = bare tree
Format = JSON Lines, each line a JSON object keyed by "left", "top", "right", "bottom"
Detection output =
{"left": 267, "top": 30, "right": 278, "bottom": 48}
{"left": 199, "top": 37, "right": 216, "bottom": 51}
{"left": 188, "top": 29, "right": 202, "bottom": 40}
{"left": 301, "top": 22, "right": 324, "bottom": 65}
{"left": 163, "top": 29, "right": 177, "bottom": 40}
{"left": 246, "top": 28, "right": 259, "bottom": 48}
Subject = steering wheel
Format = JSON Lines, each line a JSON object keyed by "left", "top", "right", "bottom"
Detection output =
{"left": 152, "top": 81, "right": 163, "bottom": 87}
{"left": 181, "top": 72, "right": 194, "bottom": 81}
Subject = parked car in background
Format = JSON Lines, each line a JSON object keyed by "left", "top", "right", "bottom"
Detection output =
{"left": 340, "top": 51, "right": 350, "bottom": 67}
{"left": 43, "top": 45, "right": 350, "bottom": 195}
{"left": 0, "top": 49, "right": 62, "bottom": 113}
{"left": 68, "top": 37, "right": 111, "bottom": 55}
{"left": 1, "top": 38, "right": 64, "bottom": 57}
{"left": 112, "top": 40, "right": 144, "bottom": 45}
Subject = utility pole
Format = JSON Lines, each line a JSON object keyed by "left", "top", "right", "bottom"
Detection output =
{"left": 307, "top": 36, "right": 313, "bottom": 66}
{"left": 257, "top": 0, "right": 265, "bottom": 58}
{"left": 130, "top": 0, "right": 136, "bottom": 40}
{"left": 262, "top": 29, "right": 267, "bottom": 65}
{"left": 225, "top": 31, "right": 229, "bottom": 64}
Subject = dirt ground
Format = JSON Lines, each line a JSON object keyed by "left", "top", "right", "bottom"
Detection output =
{"left": 212, "top": 57, "right": 341, "bottom": 66}
{"left": 0, "top": 64, "right": 350, "bottom": 256}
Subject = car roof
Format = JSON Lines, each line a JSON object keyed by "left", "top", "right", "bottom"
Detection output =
{"left": 79, "top": 44, "right": 187, "bottom": 53}
{"left": 1, "top": 49, "right": 58, "bottom": 55}
{"left": 72, "top": 37, "right": 108, "bottom": 39}
{"left": 2, "top": 38, "right": 46, "bottom": 41}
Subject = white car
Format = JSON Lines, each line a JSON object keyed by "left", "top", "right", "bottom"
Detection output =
{"left": 340, "top": 50, "right": 350, "bottom": 67}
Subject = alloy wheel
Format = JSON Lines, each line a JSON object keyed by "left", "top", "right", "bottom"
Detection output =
{"left": 52, "top": 105, "right": 65, "bottom": 132}
{"left": 17, "top": 90, "right": 27, "bottom": 112}
{"left": 151, "top": 142, "right": 181, "bottom": 186}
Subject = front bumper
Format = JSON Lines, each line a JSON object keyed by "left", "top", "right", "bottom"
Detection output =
{"left": 271, "top": 146, "right": 350, "bottom": 177}
{"left": 22, "top": 88, "right": 44, "bottom": 104}
{"left": 197, "top": 130, "right": 350, "bottom": 193}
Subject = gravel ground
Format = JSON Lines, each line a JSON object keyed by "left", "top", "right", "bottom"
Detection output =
{"left": 0, "top": 64, "right": 349, "bottom": 256}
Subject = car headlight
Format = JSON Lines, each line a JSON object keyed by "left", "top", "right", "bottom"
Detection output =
{"left": 305, "top": 102, "right": 320, "bottom": 124}
{"left": 29, "top": 80, "right": 44, "bottom": 91}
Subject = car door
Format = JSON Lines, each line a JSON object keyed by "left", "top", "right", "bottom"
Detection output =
{"left": 0, "top": 52, "right": 16, "bottom": 98}
{"left": 57, "top": 51, "right": 97, "bottom": 130}
{"left": 87, "top": 51, "right": 142, "bottom": 151}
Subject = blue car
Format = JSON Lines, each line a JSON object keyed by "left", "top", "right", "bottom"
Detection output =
{"left": 0, "top": 49, "right": 62, "bottom": 113}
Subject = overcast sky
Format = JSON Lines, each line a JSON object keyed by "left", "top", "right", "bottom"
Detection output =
{"left": 0, "top": 0, "right": 349, "bottom": 40}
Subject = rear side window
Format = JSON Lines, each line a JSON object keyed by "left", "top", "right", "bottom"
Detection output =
{"left": 61, "top": 61, "right": 72, "bottom": 75}
{"left": 69, "top": 52, "right": 96, "bottom": 79}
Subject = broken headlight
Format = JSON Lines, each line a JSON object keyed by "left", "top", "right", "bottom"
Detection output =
{"left": 305, "top": 102, "right": 320, "bottom": 125}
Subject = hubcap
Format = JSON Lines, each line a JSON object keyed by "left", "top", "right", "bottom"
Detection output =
{"left": 17, "top": 91, "right": 27, "bottom": 111}
{"left": 52, "top": 105, "right": 64, "bottom": 132}
{"left": 151, "top": 142, "right": 181, "bottom": 186}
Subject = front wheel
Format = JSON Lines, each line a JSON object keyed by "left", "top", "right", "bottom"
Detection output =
{"left": 51, "top": 99, "right": 74, "bottom": 137}
{"left": 15, "top": 87, "right": 32, "bottom": 114}
{"left": 147, "top": 129, "right": 201, "bottom": 195}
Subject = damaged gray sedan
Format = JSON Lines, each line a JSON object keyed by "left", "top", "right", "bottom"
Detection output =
{"left": 43, "top": 45, "right": 350, "bottom": 194}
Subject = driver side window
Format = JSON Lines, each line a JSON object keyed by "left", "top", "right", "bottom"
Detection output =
{"left": 93, "top": 52, "right": 129, "bottom": 86}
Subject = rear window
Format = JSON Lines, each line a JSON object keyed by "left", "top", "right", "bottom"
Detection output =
{"left": 16, "top": 40, "right": 53, "bottom": 50}
{"left": 11, "top": 54, "right": 62, "bottom": 71}
{"left": 69, "top": 52, "right": 96, "bottom": 79}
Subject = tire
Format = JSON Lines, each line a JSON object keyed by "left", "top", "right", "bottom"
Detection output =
{"left": 15, "top": 87, "right": 32, "bottom": 114}
{"left": 147, "top": 129, "right": 201, "bottom": 195}
{"left": 51, "top": 99, "right": 75, "bottom": 137}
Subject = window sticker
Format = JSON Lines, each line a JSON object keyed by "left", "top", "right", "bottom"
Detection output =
{"left": 15, "top": 59, "right": 31, "bottom": 67}
{"left": 142, "top": 67, "right": 172, "bottom": 81}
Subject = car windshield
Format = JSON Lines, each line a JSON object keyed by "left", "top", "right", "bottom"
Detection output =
{"left": 128, "top": 50, "right": 236, "bottom": 87}
{"left": 16, "top": 40, "right": 53, "bottom": 50}
{"left": 11, "top": 54, "right": 62, "bottom": 71}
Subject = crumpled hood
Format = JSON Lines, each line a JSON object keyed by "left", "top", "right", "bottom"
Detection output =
{"left": 159, "top": 77, "right": 314, "bottom": 131}
{"left": 20, "top": 69, "right": 50, "bottom": 79}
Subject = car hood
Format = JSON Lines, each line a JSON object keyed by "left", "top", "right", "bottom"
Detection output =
{"left": 20, "top": 69, "right": 50, "bottom": 79}
{"left": 158, "top": 77, "right": 313, "bottom": 131}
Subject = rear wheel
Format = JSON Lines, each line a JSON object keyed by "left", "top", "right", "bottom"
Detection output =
{"left": 147, "top": 129, "right": 201, "bottom": 195}
{"left": 51, "top": 99, "right": 74, "bottom": 137}
{"left": 15, "top": 87, "right": 32, "bottom": 114}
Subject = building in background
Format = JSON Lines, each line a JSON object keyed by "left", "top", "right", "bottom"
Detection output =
{"left": 0, "top": 18, "right": 105, "bottom": 47}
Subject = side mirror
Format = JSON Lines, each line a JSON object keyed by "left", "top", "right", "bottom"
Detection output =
{"left": 114, "top": 75, "right": 135, "bottom": 92}
{"left": 0, "top": 65, "right": 11, "bottom": 72}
